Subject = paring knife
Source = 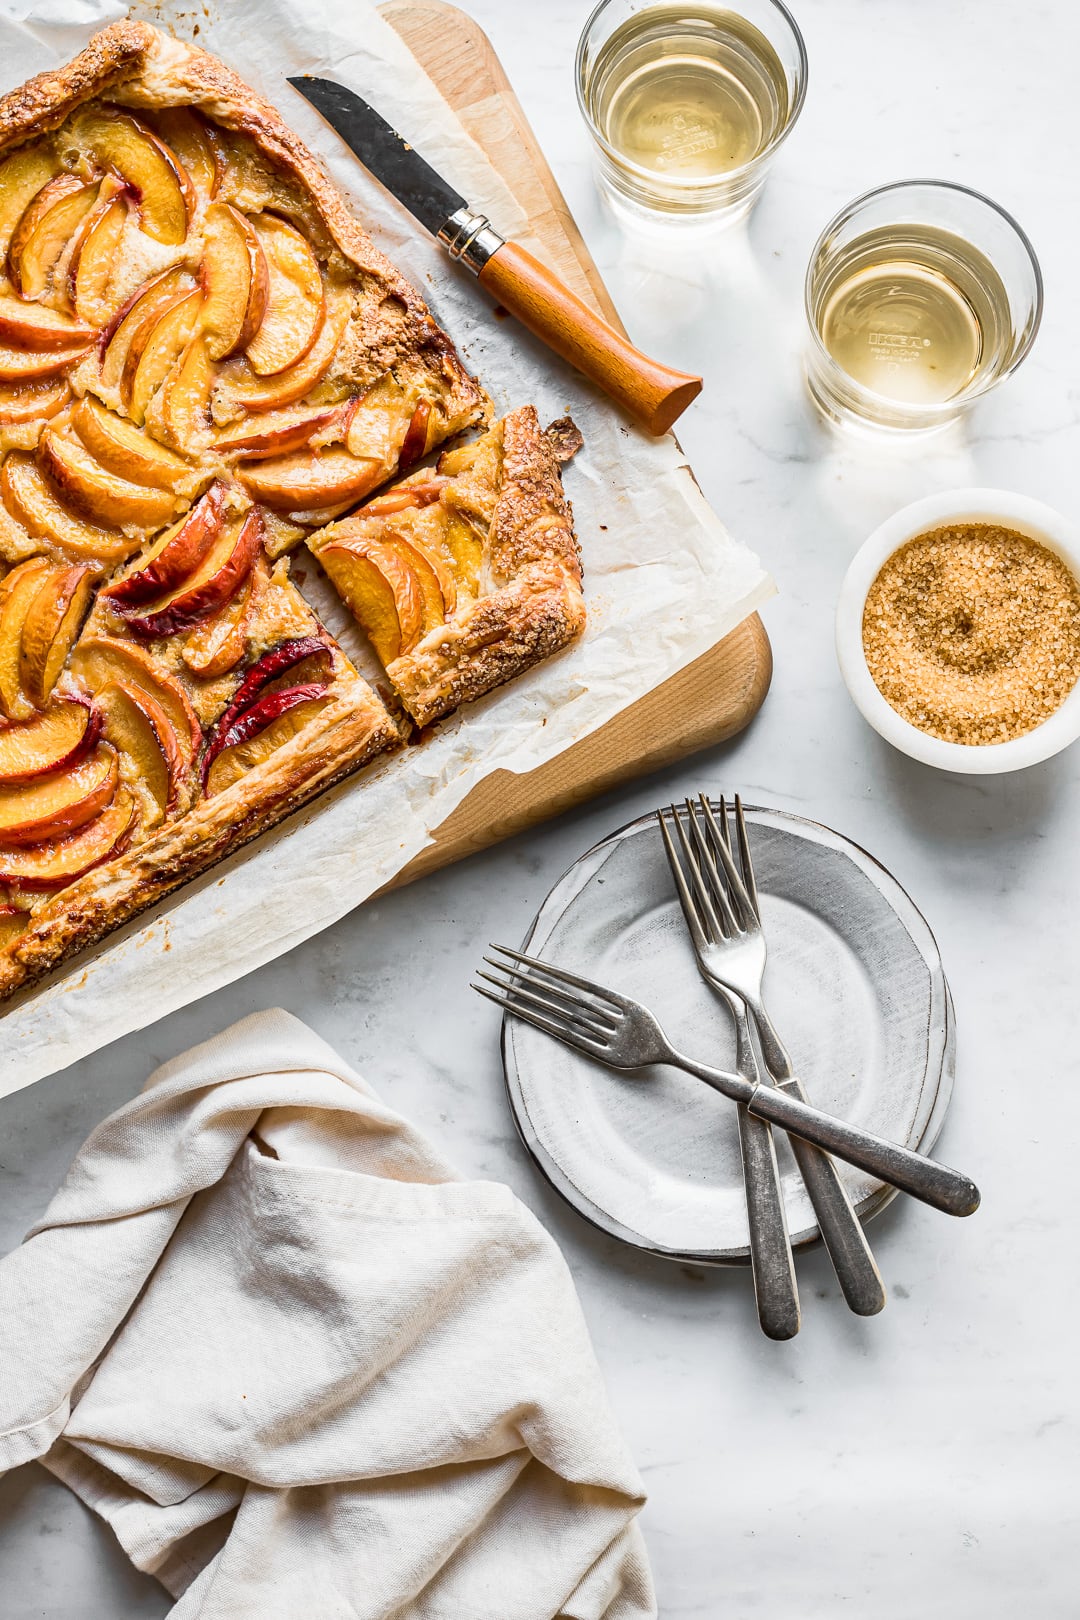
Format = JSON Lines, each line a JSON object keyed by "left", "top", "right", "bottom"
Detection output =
{"left": 287, "top": 76, "right": 702, "bottom": 434}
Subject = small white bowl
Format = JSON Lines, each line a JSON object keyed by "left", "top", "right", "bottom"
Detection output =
{"left": 836, "top": 488, "right": 1080, "bottom": 774}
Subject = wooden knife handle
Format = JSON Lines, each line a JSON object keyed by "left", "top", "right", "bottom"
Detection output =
{"left": 477, "top": 240, "right": 702, "bottom": 435}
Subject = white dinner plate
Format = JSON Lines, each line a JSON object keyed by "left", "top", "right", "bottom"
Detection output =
{"left": 502, "top": 806, "right": 955, "bottom": 1264}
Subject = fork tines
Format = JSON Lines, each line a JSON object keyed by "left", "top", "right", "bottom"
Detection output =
{"left": 658, "top": 794, "right": 758, "bottom": 943}
{"left": 472, "top": 944, "right": 616, "bottom": 1053}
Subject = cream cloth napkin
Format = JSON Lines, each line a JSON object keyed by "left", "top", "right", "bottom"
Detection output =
{"left": 0, "top": 1010, "right": 656, "bottom": 1619}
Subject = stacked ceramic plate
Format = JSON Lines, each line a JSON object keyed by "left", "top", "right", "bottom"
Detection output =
{"left": 503, "top": 806, "right": 954, "bottom": 1263}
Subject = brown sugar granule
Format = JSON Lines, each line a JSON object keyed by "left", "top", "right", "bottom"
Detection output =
{"left": 862, "top": 523, "right": 1080, "bottom": 745}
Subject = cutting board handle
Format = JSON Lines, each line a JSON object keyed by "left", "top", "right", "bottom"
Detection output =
{"left": 477, "top": 240, "right": 702, "bottom": 434}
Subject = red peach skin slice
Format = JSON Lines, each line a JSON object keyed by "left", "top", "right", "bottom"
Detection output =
{"left": 120, "top": 510, "right": 263, "bottom": 639}
{"left": 0, "top": 696, "right": 99, "bottom": 783}
{"left": 102, "top": 483, "right": 227, "bottom": 608}
{"left": 72, "top": 108, "right": 193, "bottom": 246}
{"left": 203, "top": 684, "right": 330, "bottom": 795}
{"left": 0, "top": 786, "right": 135, "bottom": 888}
{"left": 0, "top": 743, "right": 117, "bottom": 847}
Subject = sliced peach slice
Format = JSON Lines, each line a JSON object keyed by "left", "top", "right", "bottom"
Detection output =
{"left": 200, "top": 203, "right": 269, "bottom": 361}
{"left": 443, "top": 512, "right": 485, "bottom": 591}
{"left": 0, "top": 377, "right": 71, "bottom": 427}
{"left": 231, "top": 289, "right": 348, "bottom": 412}
{"left": 121, "top": 289, "right": 203, "bottom": 425}
{"left": 245, "top": 214, "right": 324, "bottom": 376}
{"left": 206, "top": 634, "right": 331, "bottom": 750}
{"left": 1, "top": 453, "right": 136, "bottom": 565}
{"left": 0, "top": 785, "right": 135, "bottom": 888}
{"left": 102, "top": 483, "right": 227, "bottom": 609}
{"left": 0, "top": 557, "right": 53, "bottom": 720}
{"left": 97, "top": 678, "right": 183, "bottom": 824}
{"left": 0, "top": 695, "right": 99, "bottom": 783}
{"left": 0, "top": 146, "right": 61, "bottom": 257}
{"left": 0, "top": 496, "right": 37, "bottom": 564}
{"left": 69, "top": 637, "right": 200, "bottom": 762}
{"left": 0, "top": 296, "right": 94, "bottom": 349}
{"left": 121, "top": 509, "right": 263, "bottom": 639}
{"left": 0, "top": 743, "right": 117, "bottom": 846}
{"left": 181, "top": 550, "right": 268, "bottom": 679}
{"left": 239, "top": 446, "right": 381, "bottom": 511}
{"left": 213, "top": 403, "right": 343, "bottom": 460}
{"left": 99, "top": 265, "right": 193, "bottom": 390}
{"left": 38, "top": 430, "right": 179, "bottom": 531}
{"left": 203, "top": 683, "right": 330, "bottom": 797}
{"left": 150, "top": 109, "right": 223, "bottom": 200}
{"left": 7, "top": 173, "right": 100, "bottom": 300}
{"left": 70, "top": 397, "right": 194, "bottom": 493}
{"left": 160, "top": 333, "right": 214, "bottom": 451}
{"left": 343, "top": 374, "right": 412, "bottom": 464}
{"left": 72, "top": 108, "right": 193, "bottom": 246}
{"left": 20, "top": 562, "right": 92, "bottom": 708}
{"left": 360, "top": 479, "right": 449, "bottom": 517}
{"left": 67, "top": 183, "right": 131, "bottom": 324}
{"left": 0, "top": 340, "right": 91, "bottom": 383}
{"left": 398, "top": 399, "right": 432, "bottom": 470}
{"left": 317, "top": 537, "right": 422, "bottom": 665}
{"left": 383, "top": 530, "right": 456, "bottom": 628}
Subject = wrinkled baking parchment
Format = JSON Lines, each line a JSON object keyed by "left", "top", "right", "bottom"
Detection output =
{"left": 0, "top": 0, "right": 773, "bottom": 1098}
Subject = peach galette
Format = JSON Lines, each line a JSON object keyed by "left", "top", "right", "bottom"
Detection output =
{"left": 309, "top": 406, "right": 585, "bottom": 727}
{"left": 0, "top": 21, "right": 586, "bottom": 1000}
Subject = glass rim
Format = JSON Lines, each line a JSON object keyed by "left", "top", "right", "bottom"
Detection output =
{"left": 803, "top": 178, "right": 1045, "bottom": 412}
{"left": 574, "top": 0, "right": 809, "bottom": 193}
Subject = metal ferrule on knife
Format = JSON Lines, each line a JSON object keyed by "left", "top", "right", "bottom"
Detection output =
{"left": 436, "top": 207, "right": 505, "bottom": 274}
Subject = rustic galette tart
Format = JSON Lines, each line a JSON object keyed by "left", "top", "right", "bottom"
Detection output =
{"left": 0, "top": 20, "right": 586, "bottom": 1000}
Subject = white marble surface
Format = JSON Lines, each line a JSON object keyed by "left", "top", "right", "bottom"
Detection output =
{"left": 1, "top": 0, "right": 1078, "bottom": 1613}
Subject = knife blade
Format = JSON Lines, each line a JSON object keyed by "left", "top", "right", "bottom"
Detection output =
{"left": 287, "top": 75, "right": 702, "bottom": 435}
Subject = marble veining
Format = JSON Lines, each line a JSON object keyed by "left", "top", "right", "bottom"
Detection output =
{"left": 2, "top": 1, "right": 1079, "bottom": 1615}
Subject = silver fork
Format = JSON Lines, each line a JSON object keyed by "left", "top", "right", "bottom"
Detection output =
{"left": 657, "top": 816, "right": 800, "bottom": 1337}
{"left": 661, "top": 797, "right": 886, "bottom": 1317}
{"left": 474, "top": 945, "right": 981, "bottom": 1217}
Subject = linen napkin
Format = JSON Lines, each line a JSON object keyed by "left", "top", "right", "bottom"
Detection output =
{"left": 0, "top": 1009, "right": 656, "bottom": 1620}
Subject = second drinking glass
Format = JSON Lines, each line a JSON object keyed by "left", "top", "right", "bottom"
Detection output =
{"left": 805, "top": 181, "right": 1043, "bottom": 433}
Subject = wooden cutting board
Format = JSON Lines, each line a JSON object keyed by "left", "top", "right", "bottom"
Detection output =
{"left": 383, "top": 1, "right": 771, "bottom": 884}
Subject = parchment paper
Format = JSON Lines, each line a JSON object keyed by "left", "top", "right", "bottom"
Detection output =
{"left": 0, "top": 0, "right": 773, "bottom": 1098}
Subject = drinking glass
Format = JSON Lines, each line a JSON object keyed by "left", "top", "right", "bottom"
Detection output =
{"left": 575, "top": 0, "right": 808, "bottom": 227}
{"left": 804, "top": 180, "right": 1043, "bottom": 433}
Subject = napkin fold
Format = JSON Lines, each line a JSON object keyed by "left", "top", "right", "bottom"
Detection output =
{"left": 0, "top": 1010, "right": 656, "bottom": 1620}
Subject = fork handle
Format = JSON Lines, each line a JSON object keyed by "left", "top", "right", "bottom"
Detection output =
{"left": 744, "top": 1084, "right": 980, "bottom": 1218}
{"left": 737, "top": 1103, "right": 801, "bottom": 1340}
{"left": 772, "top": 1076, "right": 886, "bottom": 1315}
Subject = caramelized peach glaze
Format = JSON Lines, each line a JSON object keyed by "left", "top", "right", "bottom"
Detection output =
{"left": 0, "top": 49, "right": 584, "bottom": 981}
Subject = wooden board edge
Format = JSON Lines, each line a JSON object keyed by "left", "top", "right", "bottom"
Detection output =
{"left": 387, "top": 613, "right": 772, "bottom": 891}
